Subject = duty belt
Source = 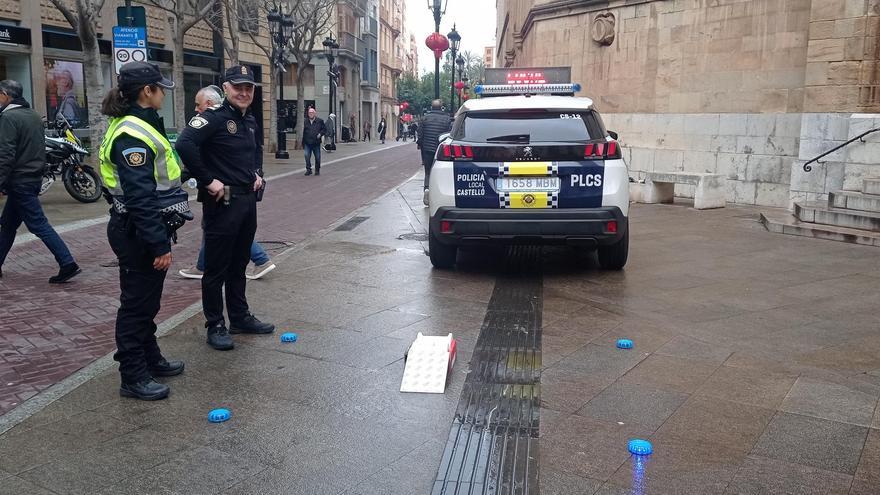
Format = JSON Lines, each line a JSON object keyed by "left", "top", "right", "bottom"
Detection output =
{"left": 112, "top": 197, "right": 192, "bottom": 216}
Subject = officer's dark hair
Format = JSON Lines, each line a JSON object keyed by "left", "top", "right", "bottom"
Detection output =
{"left": 101, "top": 84, "right": 159, "bottom": 117}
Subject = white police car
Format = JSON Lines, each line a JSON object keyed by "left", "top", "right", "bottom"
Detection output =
{"left": 427, "top": 68, "right": 629, "bottom": 269}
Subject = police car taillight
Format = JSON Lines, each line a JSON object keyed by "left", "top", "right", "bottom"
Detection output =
{"left": 585, "top": 141, "right": 620, "bottom": 160}
{"left": 440, "top": 144, "right": 474, "bottom": 160}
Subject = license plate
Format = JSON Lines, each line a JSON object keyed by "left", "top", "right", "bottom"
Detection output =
{"left": 497, "top": 177, "right": 560, "bottom": 192}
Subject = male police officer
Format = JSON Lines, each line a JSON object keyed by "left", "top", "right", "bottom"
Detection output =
{"left": 175, "top": 66, "right": 274, "bottom": 351}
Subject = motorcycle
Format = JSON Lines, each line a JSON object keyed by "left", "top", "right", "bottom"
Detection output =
{"left": 41, "top": 113, "right": 102, "bottom": 203}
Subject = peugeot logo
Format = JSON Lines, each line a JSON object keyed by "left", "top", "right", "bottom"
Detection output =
{"left": 522, "top": 146, "right": 533, "bottom": 158}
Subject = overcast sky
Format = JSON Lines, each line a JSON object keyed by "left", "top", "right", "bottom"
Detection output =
{"left": 404, "top": 0, "right": 497, "bottom": 74}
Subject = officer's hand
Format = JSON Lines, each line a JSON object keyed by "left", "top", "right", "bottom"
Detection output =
{"left": 153, "top": 252, "right": 172, "bottom": 271}
{"left": 206, "top": 179, "right": 225, "bottom": 202}
{"left": 254, "top": 175, "right": 263, "bottom": 192}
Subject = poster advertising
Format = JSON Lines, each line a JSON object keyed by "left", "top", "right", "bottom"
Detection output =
{"left": 45, "top": 58, "right": 87, "bottom": 128}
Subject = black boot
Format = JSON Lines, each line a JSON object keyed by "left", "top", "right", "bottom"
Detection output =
{"left": 207, "top": 323, "right": 235, "bottom": 350}
{"left": 148, "top": 358, "right": 185, "bottom": 377}
{"left": 120, "top": 378, "right": 170, "bottom": 401}
{"left": 315, "top": 166, "right": 320, "bottom": 176}
{"left": 304, "top": 169, "right": 313, "bottom": 176}
{"left": 49, "top": 262, "right": 81, "bottom": 284}
{"left": 230, "top": 313, "right": 275, "bottom": 334}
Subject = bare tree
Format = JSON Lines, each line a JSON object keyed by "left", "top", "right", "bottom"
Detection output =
{"left": 138, "top": 0, "right": 218, "bottom": 130}
{"left": 48, "top": 0, "right": 108, "bottom": 152}
{"left": 289, "top": 0, "right": 334, "bottom": 150}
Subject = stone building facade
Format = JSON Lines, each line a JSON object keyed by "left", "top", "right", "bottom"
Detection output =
{"left": 496, "top": 0, "right": 880, "bottom": 207}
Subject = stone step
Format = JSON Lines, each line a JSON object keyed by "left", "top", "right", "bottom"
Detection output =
{"left": 760, "top": 209, "right": 880, "bottom": 247}
{"left": 829, "top": 191, "right": 880, "bottom": 213}
{"left": 865, "top": 178, "right": 880, "bottom": 195}
{"left": 795, "top": 201, "right": 880, "bottom": 232}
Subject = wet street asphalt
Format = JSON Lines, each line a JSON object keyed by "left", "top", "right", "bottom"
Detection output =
{"left": 1, "top": 146, "right": 879, "bottom": 494}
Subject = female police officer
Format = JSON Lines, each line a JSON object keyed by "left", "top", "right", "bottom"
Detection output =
{"left": 99, "top": 62, "right": 189, "bottom": 400}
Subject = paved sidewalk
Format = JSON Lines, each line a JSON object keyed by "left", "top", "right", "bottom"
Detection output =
{"left": 0, "top": 174, "right": 878, "bottom": 493}
{"left": 0, "top": 142, "right": 418, "bottom": 416}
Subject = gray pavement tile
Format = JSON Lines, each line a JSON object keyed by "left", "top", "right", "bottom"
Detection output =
{"left": 541, "top": 364, "right": 629, "bottom": 414}
{"left": 541, "top": 322, "right": 614, "bottom": 368}
{"left": 849, "top": 427, "right": 880, "bottom": 495}
{"left": 539, "top": 469, "right": 602, "bottom": 495}
{"left": 329, "top": 335, "right": 411, "bottom": 371}
{"left": 751, "top": 412, "right": 868, "bottom": 475}
{"left": 681, "top": 308, "right": 821, "bottom": 348}
{"left": 694, "top": 365, "right": 798, "bottom": 409}
{"left": 780, "top": 377, "right": 879, "bottom": 427}
{"left": 344, "top": 440, "right": 444, "bottom": 495}
{"left": 618, "top": 354, "right": 720, "bottom": 394}
{"left": 554, "top": 343, "right": 649, "bottom": 378}
{"left": 589, "top": 318, "right": 679, "bottom": 355}
{"left": 798, "top": 336, "right": 880, "bottom": 375}
{"left": 654, "top": 335, "right": 733, "bottom": 366}
{"left": 392, "top": 294, "right": 490, "bottom": 321}
{"left": 384, "top": 316, "right": 480, "bottom": 344}
{"left": 343, "top": 309, "right": 431, "bottom": 336}
{"left": 542, "top": 414, "right": 653, "bottom": 481}
{"left": 11, "top": 372, "right": 121, "bottom": 431}
{"left": 576, "top": 382, "right": 689, "bottom": 430}
{"left": 723, "top": 455, "right": 852, "bottom": 495}
{"left": 0, "top": 476, "right": 57, "bottom": 495}
{"left": 538, "top": 408, "right": 566, "bottom": 439}
{"left": 654, "top": 396, "right": 775, "bottom": 455}
{"left": 604, "top": 435, "right": 745, "bottom": 495}
{"left": 99, "top": 446, "right": 268, "bottom": 495}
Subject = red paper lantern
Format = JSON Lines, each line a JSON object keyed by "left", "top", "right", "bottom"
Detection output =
{"left": 400, "top": 101, "right": 409, "bottom": 110}
{"left": 402, "top": 113, "right": 413, "bottom": 122}
{"left": 462, "top": 94, "right": 469, "bottom": 100}
{"left": 425, "top": 33, "right": 449, "bottom": 60}
{"left": 454, "top": 81, "right": 465, "bottom": 90}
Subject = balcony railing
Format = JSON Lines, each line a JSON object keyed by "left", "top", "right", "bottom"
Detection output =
{"left": 338, "top": 32, "right": 363, "bottom": 59}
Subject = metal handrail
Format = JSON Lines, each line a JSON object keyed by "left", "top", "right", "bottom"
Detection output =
{"left": 803, "top": 127, "right": 880, "bottom": 172}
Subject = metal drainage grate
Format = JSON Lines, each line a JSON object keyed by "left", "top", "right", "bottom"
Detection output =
{"left": 334, "top": 216, "right": 370, "bottom": 231}
{"left": 433, "top": 274, "right": 543, "bottom": 495}
{"left": 398, "top": 232, "right": 429, "bottom": 241}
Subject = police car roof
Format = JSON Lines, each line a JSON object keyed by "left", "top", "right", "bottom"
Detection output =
{"left": 459, "top": 95, "right": 594, "bottom": 113}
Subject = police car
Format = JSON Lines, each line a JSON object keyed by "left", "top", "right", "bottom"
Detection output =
{"left": 427, "top": 67, "right": 629, "bottom": 269}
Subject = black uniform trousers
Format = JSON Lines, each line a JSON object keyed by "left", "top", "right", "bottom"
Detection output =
{"left": 202, "top": 190, "right": 257, "bottom": 327}
{"left": 422, "top": 150, "right": 435, "bottom": 189}
{"left": 107, "top": 213, "right": 167, "bottom": 383}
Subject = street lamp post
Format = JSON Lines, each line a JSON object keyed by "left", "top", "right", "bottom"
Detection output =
{"left": 427, "top": 0, "right": 449, "bottom": 99}
{"left": 322, "top": 34, "right": 340, "bottom": 147}
{"left": 268, "top": 6, "right": 294, "bottom": 159}
{"left": 447, "top": 25, "right": 460, "bottom": 116}
{"left": 455, "top": 54, "right": 465, "bottom": 110}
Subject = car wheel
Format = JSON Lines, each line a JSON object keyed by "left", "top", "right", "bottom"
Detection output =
{"left": 598, "top": 227, "right": 628, "bottom": 270}
{"left": 429, "top": 227, "right": 457, "bottom": 269}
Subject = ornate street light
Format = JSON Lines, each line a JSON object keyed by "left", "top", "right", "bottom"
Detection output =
{"left": 322, "top": 34, "right": 340, "bottom": 149}
{"left": 268, "top": 6, "right": 293, "bottom": 159}
{"left": 447, "top": 25, "right": 461, "bottom": 115}
{"left": 427, "top": 0, "right": 449, "bottom": 98}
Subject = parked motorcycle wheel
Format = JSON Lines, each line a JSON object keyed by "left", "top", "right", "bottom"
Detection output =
{"left": 63, "top": 165, "right": 102, "bottom": 203}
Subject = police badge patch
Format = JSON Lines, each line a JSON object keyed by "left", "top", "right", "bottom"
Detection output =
{"left": 122, "top": 147, "right": 148, "bottom": 167}
{"left": 189, "top": 116, "right": 209, "bottom": 129}
{"left": 226, "top": 120, "right": 237, "bottom": 134}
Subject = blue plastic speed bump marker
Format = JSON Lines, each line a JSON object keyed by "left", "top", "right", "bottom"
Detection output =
{"left": 628, "top": 439, "right": 653, "bottom": 456}
{"left": 280, "top": 332, "right": 298, "bottom": 343}
{"left": 616, "top": 339, "right": 634, "bottom": 349}
{"left": 208, "top": 408, "right": 231, "bottom": 423}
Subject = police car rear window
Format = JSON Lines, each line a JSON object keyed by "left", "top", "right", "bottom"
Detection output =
{"left": 453, "top": 111, "right": 604, "bottom": 143}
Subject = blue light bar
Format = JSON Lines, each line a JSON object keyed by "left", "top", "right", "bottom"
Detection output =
{"left": 472, "top": 83, "right": 581, "bottom": 97}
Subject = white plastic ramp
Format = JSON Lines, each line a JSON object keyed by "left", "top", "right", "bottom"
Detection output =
{"left": 400, "top": 333, "right": 457, "bottom": 394}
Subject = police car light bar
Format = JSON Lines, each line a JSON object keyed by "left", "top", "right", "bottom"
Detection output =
{"left": 473, "top": 83, "right": 582, "bottom": 96}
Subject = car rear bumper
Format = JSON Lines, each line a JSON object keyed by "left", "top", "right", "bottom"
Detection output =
{"left": 430, "top": 206, "right": 627, "bottom": 247}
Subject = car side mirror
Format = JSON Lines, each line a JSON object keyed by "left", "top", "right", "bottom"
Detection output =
{"left": 608, "top": 130, "right": 619, "bottom": 140}
{"left": 439, "top": 132, "right": 450, "bottom": 142}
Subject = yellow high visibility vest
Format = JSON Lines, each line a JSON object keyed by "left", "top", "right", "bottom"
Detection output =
{"left": 99, "top": 115, "right": 182, "bottom": 196}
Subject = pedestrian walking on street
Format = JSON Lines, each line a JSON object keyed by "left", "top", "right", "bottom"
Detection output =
{"left": 301, "top": 107, "right": 326, "bottom": 176}
{"left": 99, "top": 62, "right": 189, "bottom": 400}
{"left": 178, "top": 85, "right": 276, "bottom": 281}
{"left": 418, "top": 99, "right": 453, "bottom": 205}
{"left": 176, "top": 65, "right": 275, "bottom": 351}
{"left": 324, "top": 112, "right": 337, "bottom": 152}
{"left": 0, "top": 79, "right": 80, "bottom": 283}
{"left": 377, "top": 117, "right": 387, "bottom": 144}
{"left": 363, "top": 120, "right": 372, "bottom": 141}
{"left": 350, "top": 113, "right": 358, "bottom": 141}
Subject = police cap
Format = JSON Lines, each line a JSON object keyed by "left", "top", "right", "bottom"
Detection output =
{"left": 224, "top": 65, "right": 261, "bottom": 86}
{"left": 118, "top": 62, "right": 175, "bottom": 90}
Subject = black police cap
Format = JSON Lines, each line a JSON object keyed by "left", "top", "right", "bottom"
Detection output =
{"left": 118, "top": 62, "right": 175, "bottom": 90}
{"left": 224, "top": 65, "right": 260, "bottom": 86}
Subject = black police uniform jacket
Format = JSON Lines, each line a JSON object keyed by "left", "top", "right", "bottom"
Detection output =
{"left": 110, "top": 105, "right": 173, "bottom": 258}
{"left": 174, "top": 99, "right": 262, "bottom": 192}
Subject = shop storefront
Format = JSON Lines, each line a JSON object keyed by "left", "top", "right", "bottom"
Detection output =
{"left": 0, "top": 24, "right": 34, "bottom": 103}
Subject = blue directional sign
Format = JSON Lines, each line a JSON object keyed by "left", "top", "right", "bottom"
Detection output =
{"left": 112, "top": 26, "right": 147, "bottom": 74}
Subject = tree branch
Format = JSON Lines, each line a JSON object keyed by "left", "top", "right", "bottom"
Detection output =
{"left": 50, "top": 0, "right": 80, "bottom": 30}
